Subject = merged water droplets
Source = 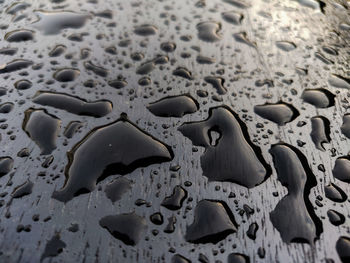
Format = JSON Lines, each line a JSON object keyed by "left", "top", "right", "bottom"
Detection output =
{"left": 53, "top": 114, "right": 173, "bottom": 202}
{"left": 173, "top": 67, "right": 193, "bottom": 80}
{"left": 161, "top": 185, "right": 187, "bottom": 210}
{"left": 84, "top": 61, "right": 108, "bottom": 77}
{"left": 269, "top": 143, "right": 322, "bottom": 244}
{"left": 204, "top": 76, "right": 226, "bottom": 94}
{"left": 179, "top": 106, "right": 270, "bottom": 187}
{"left": 23, "top": 108, "right": 61, "bottom": 155}
{"left": 33, "top": 91, "right": 113, "bottom": 117}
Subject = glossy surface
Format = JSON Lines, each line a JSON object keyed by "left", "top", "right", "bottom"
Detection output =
{"left": 0, "top": 0, "right": 349, "bottom": 262}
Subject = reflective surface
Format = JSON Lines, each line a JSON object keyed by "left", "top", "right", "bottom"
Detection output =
{"left": 0, "top": 0, "right": 349, "bottom": 262}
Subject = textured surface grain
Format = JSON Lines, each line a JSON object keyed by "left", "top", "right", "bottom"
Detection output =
{"left": 0, "top": 0, "right": 349, "bottom": 262}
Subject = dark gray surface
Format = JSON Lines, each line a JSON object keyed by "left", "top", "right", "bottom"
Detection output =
{"left": 0, "top": 0, "right": 349, "bottom": 262}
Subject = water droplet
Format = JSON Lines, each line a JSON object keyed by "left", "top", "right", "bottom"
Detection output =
{"left": 179, "top": 106, "right": 270, "bottom": 187}
{"left": 84, "top": 61, "right": 108, "bottom": 77}
{"left": 41, "top": 234, "right": 66, "bottom": 261}
{"left": 328, "top": 74, "right": 350, "bottom": 89}
{"left": 185, "top": 199, "right": 238, "bottom": 244}
{"left": 269, "top": 143, "right": 322, "bottom": 244}
{"left": 53, "top": 115, "right": 173, "bottom": 202}
{"left": 6, "top": 2, "right": 30, "bottom": 15}
{"left": 108, "top": 79, "right": 128, "bottom": 89}
{"left": 315, "top": 52, "right": 334, "bottom": 64}
{"left": 0, "top": 59, "right": 33, "bottom": 74}
{"left": 310, "top": 116, "right": 331, "bottom": 151}
{"left": 49, "top": 45, "right": 66, "bottom": 57}
{"left": 64, "top": 121, "right": 83, "bottom": 138}
{"left": 32, "top": 11, "right": 91, "bottom": 35}
{"left": 5, "top": 29, "right": 34, "bottom": 42}
{"left": 173, "top": 67, "right": 193, "bottom": 80}
{"left": 196, "top": 21, "right": 222, "bottom": 42}
{"left": 0, "top": 102, "right": 14, "bottom": 113}
{"left": 150, "top": 212, "right": 163, "bottom": 225}
{"left": 341, "top": 114, "right": 350, "bottom": 139}
{"left": 147, "top": 95, "right": 199, "bottom": 117}
{"left": 53, "top": 68, "right": 80, "bottom": 82}
{"left": 325, "top": 183, "right": 347, "bottom": 203}
{"left": 160, "top": 42, "right": 176, "bottom": 52}
{"left": 15, "top": 79, "right": 32, "bottom": 90}
{"left": 0, "top": 157, "right": 14, "bottom": 176}
{"left": 254, "top": 102, "right": 299, "bottom": 126}
{"left": 136, "top": 61, "right": 155, "bottom": 75}
{"left": 23, "top": 108, "right": 61, "bottom": 155}
{"left": 204, "top": 76, "right": 226, "bottom": 94}
{"left": 227, "top": 253, "right": 250, "bottom": 263}
{"left": 134, "top": 24, "right": 158, "bottom": 36}
{"left": 301, "top": 88, "right": 335, "bottom": 108}
{"left": 104, "top": 177, "right": 132, "bottom": 203}
{"left": 276, "top": 41, "right": 296, "bottom": 52}
{"left": 0, "top": 47, "right": 18, "bottom": 56}
{"left": 11, "top": 180, "right": 33, "bottom": 198}
{"left": 161, "top": 185, "right": 187, "bottom": 210}
{"left": 327, "top": 210, "right": 345, "bottom": 226}
{"left": 33, "top": 91, "right": 112, "bottom": 117}
{"left": 221, "top": 11, "right": 243, "bottom": 25}
{"left": 233, "top": 32, "right": 256, "bottom": 47}
{"left": 171, "top": 254, "right": 191, "bottom": 263}
{"left": 164, "top": 215, "right": 176, "bottom": 233}
{"left": 99, "top": 212, "right": 147, "bottom": 246}
{"left": 336, "top": 236, "right": 350, "bottom": 262}
{"left": 333, "top": 156, "right": 350, "bottom": 183}
{"left": 222, "top": 0, "right": 250, "bottom": 9}
{"left": 196, "top": 55, "right": 215, "bottom": 64}
{"left": 247, "top": 222, "right": 258, "bottom": 240}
